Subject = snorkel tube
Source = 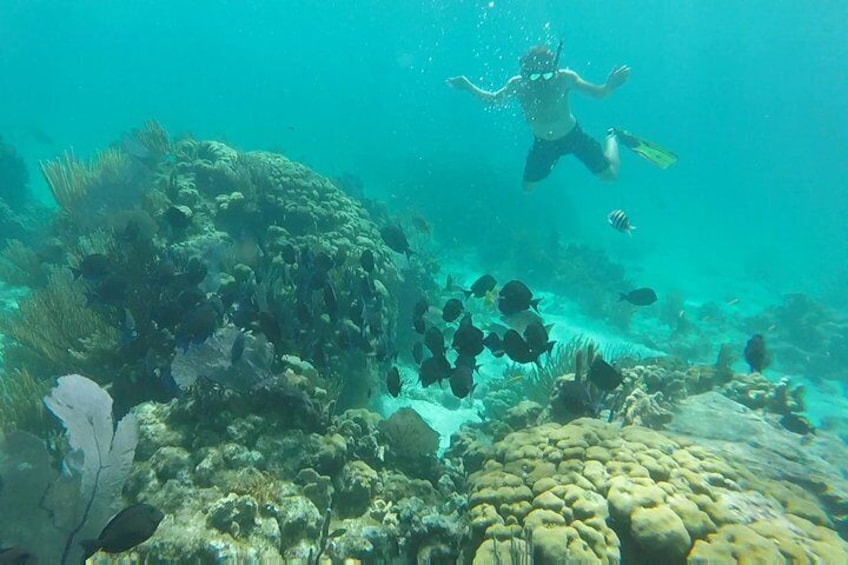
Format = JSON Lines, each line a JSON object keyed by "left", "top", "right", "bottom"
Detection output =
{"left": 553, "top": 39, "right": 564, "bottom": 67}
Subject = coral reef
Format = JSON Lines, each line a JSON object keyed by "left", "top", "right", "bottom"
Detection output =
{"left": 0, "top": 134, "right": 31, "bottom": 211}
{"left": 465, "top": 417, "right": 848, "bottom": 563}
{"left": 120, "top": 388, "right": 465, "bottom": 562}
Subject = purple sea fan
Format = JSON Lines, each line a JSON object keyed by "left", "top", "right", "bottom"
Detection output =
{"left": 171, "top": 326, "right": 274, "bottom": 392}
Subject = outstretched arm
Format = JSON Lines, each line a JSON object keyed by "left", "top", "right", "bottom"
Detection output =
{"left": 569, "top": 65, "right": 630, "bottom": 99}
{"left": 446, "top": 75, "right": 520, "bottom": 106}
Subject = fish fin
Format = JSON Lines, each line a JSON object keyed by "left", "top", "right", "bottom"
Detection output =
{"left": 546, "top": 341, "right": 556, "bottom": 355}
{"left": 80, "top": 539, "right": 100, "bottom": 560}
{"left": 619, "top": 293, "right": 628, "bottom": 301}
{"left": 530, "top": 298, "right": 542, "bottom": 312}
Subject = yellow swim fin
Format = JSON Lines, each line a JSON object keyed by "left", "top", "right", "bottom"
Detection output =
{"left": 612, "top": 128, "right": 678, "bottom": 170}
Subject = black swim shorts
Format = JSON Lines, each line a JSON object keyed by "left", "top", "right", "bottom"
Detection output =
{"left": 523, "top": 123, "right": 610, "bottom": 182}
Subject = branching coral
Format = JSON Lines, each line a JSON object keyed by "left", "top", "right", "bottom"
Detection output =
{"left": 0, "top": 369, "right": 52, "bottom": 437}
{"left": 0, "top": 239, "right": 50, "bottom": 287}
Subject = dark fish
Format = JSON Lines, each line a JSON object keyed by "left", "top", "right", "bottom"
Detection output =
{"left": 258, "top": 311, "right": 282, "bottom": 344}
{"left": 502, "top": 330, "right": 536, "bottom": 364}
{"left": 360, "top": 249, "right": 376, "bottom": 273}
{"left": 463, "top": 274, "right": 497, "bottom": 300}
{"left": 619, "top": 287, "right": 657, "bottom": 306}
{"left": 498, "top": 280, "right": 541, "bottom": 315}
{"left": 413, "top": 298, "right": 429, "bottom": 320}
{"left": 380, "top": 225, "right": 413, "bottom": 258}
{"left": 333, "top": 248, "right": 348, "bottom": 268}
{"left": 455, "top": 352, "right": 481, "bottom": 372}
{"left": 374, "top": 337, "right": 397, "bottom": 363}
{"left": 411, "top": 215, "right": 430, "bottom": 235}
{"left": 452, "top": 322, "right": 485, "bottom": 357}
{"left": 386, "top": 366, "right": 402, "bottom": 397}
{"left": 412, "top": 342, "right": 424, "bottom": 364}
{"left": 80, "top": 503, "right": 164, "bottom": 560}
{"left": 483, "top": 332, "right": 504, "bottom": 357}
{"left": 442, "top": 298, "right": 464, "bottom": 323}
{"left": 152, "top": 299, "right": 183, "bottom": 328}
{"left": 744, "top": 334, "right": 770, "bottom": 373}
{"left": 587, "top": 357, "right": 624, "bottom": 391}
{"left": 523, "top": 321, "right": 555, "bottom": 358}
{"left": 412, "top": 317, "right": 426, "bottom": 334}
{"left": 424, "top": 326, "right": 445, "bottom": 357}
{"left": 313, "top": 251, "right": 334, "bottom": 273}
{"left": 177, "top": 303, "right": 218, "bottom": 346}
{"left": 449, "top": 365, "right": 475, "bottom": 399}
{"left": 608, "top": 209, "right": 635, "bottom": 235}
{"left": 178, "top": 287, "right": 206, "bottom": 309}
{"left": 73, "top": 253, "right": 112, "bottom": 280}
{"left": 419, "top": 355, "right": 450, "bottom": 387}
{"left": 163, "top": 206, "right": 192, "bottom": 230}
{"left": 86, "top": 274, "right": 129, "bottom": 307}
{"left": 231, "top": 331, "right": 246, "bottom": 364}
{"left": 780, "top": 413, "right": 814, "bottom": 435}
{"left": 280, "top": 244, "right": 297, "bottom": 265}
{"left": 0, "top": 547, "right": 38, "bottom": 565}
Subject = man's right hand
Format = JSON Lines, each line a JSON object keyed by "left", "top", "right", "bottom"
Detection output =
{"left": 445, "top": 76, "right": 471, "bottom": 91}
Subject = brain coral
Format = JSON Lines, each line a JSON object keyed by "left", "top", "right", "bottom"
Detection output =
{"left": 467, "top": 418, "right": 848, "bottom": 564}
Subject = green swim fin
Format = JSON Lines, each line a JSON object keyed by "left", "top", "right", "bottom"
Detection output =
{"left": 612, "top": 128, "right": 678, "bottom": 170}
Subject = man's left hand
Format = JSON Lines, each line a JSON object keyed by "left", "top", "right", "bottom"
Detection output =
{"left": 606, "top": 65, "right": 631, "bottom": 90}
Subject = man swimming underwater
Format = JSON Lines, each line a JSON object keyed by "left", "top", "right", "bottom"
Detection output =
{"left": 447, "top": 42, "right": 631, "bottom": 192}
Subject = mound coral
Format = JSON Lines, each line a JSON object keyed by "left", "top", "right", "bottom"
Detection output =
{"left": 465, "top": 418, "right": 848, "bottom": 564}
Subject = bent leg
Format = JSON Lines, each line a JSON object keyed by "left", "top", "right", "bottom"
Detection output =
{"left": 598, "top": 130, "right": 620, "bottom": 181}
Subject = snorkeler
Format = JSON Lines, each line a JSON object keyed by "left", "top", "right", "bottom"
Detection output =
{"left": 447, "top": 42, "right": 631, "bottom": 192}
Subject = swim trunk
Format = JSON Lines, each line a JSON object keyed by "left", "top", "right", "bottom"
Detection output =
{"left": 523, "top": 123, "right": 610, "bottom": 182}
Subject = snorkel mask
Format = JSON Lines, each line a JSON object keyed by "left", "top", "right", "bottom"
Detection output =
{"left": 525, "top": 39, "right": 563, "bottom": 82}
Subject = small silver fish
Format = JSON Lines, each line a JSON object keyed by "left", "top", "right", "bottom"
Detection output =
{"left": 608, "top": 209, "right": 635, "bottom": 236}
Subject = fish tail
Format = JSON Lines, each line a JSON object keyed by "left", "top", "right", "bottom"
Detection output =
{"left": 619, "top": 293, "right": 627, "bottom": 301}
{"left": 461, "top": 289, "right": 472, "bottom": 301}
{"left": 531, "top": 298, "right": 542, "bottom": 312}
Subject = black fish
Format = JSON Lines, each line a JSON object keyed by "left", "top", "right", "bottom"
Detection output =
{"left": 258, "top": 311, "right": 282, "bottom": 344}
{"left": 442, "top": 298, "right": 464, "bottom": 323}
{"left": 73, "top": 253, "right": 111, "bottom": 280}
{"left": 177, "top": 286, "right": 206, "bottom": 309}
{"left": 455, "top": 352, "right": 481, "bottom": 372}
{"left": 619, "top": 287, "right": 657, "bottom": 306}
{"left": 463, "top": 274, "right": 497, "bottom": 300}
{"left": 412, "top": 316, "right": 426, "bottom": 334}
{"left": 387, "top": 366, "right": 402, "bottom": 397}
{"left": 280, "top": 244, "right": 297, "bottom": 265}
{"left": 360, "top": 249, "right": 376, "bottom": 273}
{"left": 449, "top": 365, "right": 476, "bottom": 399}
{"left": 380, "top": 225, "right": 413, "bottom": 258}
{"left": 80, "top": 503, "right": 164, "bottom": 560}
{"left": 412, "top": 342, "right": 424, "bottom": 364}
{"left": 608, "top": 209, "right": 635, "bottom": 235}
{"left": 452, "top": 322, "right": 485, "bottom": 357}
{"left": 424, "top": 326, "right": 445, "bottom": 357}
{"left": 0, "top": 547, "right": 38, "bottom": 564}
{"left": 176, "top": 303, "right": 218, "bottom": 346}
{"left": 587, "top": 357, "right": 624, "bottom": 391}
{"left": 231, "top": 331, "right": 246, "bottom": 364}
{"left": 419, "top": 355, "right": 450, "bottom": 387}
{"left": 413, "top": 298, "right": 429, "bottom": 320}
{"left": 503, "top": 330, "right": 536, "bottom": 364}
{"left": 483, "top": 332, "right": 504, "bottom": 357}
{"left": 780, "top": 413, "right": 814, "bottom": 435}
{"left": 313, "top": 251, "right": 334, "bottom": 273}
{"left": 86, "top": 274, "right": 129, "bottom": 307}
{"left": 498, "top": 280, "right": 541, "bottom": 315}
{"left": 523, "top": 321, "right": 555, "bottom": 358}
{"left": 744, "top": 334, "right": 770, "bottom": 373}
{"left": 163, "top": 206, "right": 192, "bottom": 230}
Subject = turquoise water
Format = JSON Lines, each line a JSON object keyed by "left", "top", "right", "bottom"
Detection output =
{"left": 3, "top": 1, "right": 846, "bottom": 305}
{"left": 2, "top": 3, "right": 848, "bottom": 560}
